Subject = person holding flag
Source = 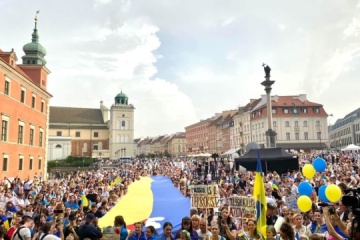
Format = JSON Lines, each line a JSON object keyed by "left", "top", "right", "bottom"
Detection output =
{"left": 253, "top": 151, "right": 267, "bottom": 238}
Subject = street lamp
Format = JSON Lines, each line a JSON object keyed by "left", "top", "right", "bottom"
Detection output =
{"left": 261, "top": 63, "right": 277, "bottom": 148}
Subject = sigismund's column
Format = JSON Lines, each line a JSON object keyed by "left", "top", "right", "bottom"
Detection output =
{"left": 261, "top": 64, "right": 277, "bottom": 148}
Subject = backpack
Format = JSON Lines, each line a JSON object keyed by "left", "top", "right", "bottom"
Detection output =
{"left": 13, "top": 226, "right": 26, "bottom": 240}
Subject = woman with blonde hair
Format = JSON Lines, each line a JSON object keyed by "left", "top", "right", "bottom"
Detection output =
{"left": 209, "top": 223, "right": 225, "bottom": 240}
{"left": 293, "top": 213, "right": 311, "bottom": 237}
{"left": 191, "top": 215, "right": 200, "bottom": 231}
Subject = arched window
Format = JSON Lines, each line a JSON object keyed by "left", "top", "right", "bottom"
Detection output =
{"left": 122, "top": 120, "right": 126, "bottom": 128}
{"left": 55, "top": 144, "right": 62, "bottom": 148}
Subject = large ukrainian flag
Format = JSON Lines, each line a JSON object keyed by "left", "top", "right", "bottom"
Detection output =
{"left": 253, "top": 151, "right": 267, "bottom": 237}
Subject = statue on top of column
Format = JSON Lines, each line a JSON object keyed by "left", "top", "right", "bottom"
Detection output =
{"left": 262, "top": 63, "right": 271, "bottom": 77}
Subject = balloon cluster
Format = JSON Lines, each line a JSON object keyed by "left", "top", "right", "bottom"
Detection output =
{"left": 297, "top": 157, "right": 342, "bottom": 212}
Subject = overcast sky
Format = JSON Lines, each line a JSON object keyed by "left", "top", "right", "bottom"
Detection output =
{"left": 1, "top": 0, "right": 360, "bottom": 137}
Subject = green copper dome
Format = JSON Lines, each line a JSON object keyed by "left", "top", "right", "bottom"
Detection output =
{"left": 22, "top": 17, "right": 47, "bottom": 65}
{"left": 115, "top": 91, "right": 129, "bottom": 105}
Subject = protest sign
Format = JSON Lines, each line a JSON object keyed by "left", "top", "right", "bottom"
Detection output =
{"left": 191, "top": 185, "right": 220, "bottom": 208}
{"left": 228, "top": 196, "right": 256, "bottom": 219}
{"left": 285, "top": 194, "right": 299, "bottom": 210}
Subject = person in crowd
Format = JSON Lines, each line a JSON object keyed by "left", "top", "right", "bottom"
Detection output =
{"left": 114, "top": 215, "right": 128, "bottom": 240}
{"left": 7, "top": 216, "right": 22, "bottom": 239}
{"left": 293, "top": 213, "right": 311, "bottom": 237}
{"left": 191, "top": 215, "right": 200, "bottom": 231}
{"left": 157, "top": 222, "right": 174, "bottom": 240}
{"left": 77, "top": 213, "right": 102, "bottom": 240}
{"left": 63, "top": 213, "right": 79, "bottom": 240}
{"left": 37, "top": 222, "right": 64, "bottom": 240}
{"left": 244, "top": 220, "right": 263, "bottom": 240}
{"left": 128, "top": 222, "right": 146, "bottom": 240}
{"left": 175, "top": 217, "right": 199, "bottom": 240}
{"left": 179, "top": 230, "right": 191, "bottom": 240}
{"left": 216, "top": 208, "right": 236, "bottom": 240}
{"left": 12, "top": 217, "right": 34, "bottom": 240}
{"left": 196, "top": 218, "right": 211, "bottom": 240}
{"left": 145, "top": 226, "right": 158, "bottom": 240}
{"left": 266, "top": 225, "right": 280, "bottom": 240}
{"left": 279, "top": 222, "right": 295, "bottom": 240}
{"left": 266, "top": 203, "right": 278, "bottom": 226}
{"left": 209, "top": 223, "right": 225, "bottom": 240}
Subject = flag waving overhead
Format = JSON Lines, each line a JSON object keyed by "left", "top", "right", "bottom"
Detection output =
{"left": 272, "top": 180, "right": 279, "bottom": 190}
{"left": 253, "top": 151, "right": 267, "bottom": 237}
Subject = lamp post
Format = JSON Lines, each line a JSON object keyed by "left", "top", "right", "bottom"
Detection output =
{"left": 261, "top": 63, "right": 277, "bottom": 148}
{"left": 124, "top": 147, "right": 126, "bottom": 157}
{"left": 82, "top": 159, "right": 84, "bottom": 168}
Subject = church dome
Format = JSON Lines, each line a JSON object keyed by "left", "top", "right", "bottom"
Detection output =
{"left": 115, "top": 91, "right": 129, "bottom": 105}
{"left": 22, "top": 15, "right": 47, "bottom": 65}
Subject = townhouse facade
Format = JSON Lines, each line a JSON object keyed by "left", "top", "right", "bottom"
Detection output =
{"left": 0, "top": 17, "right": 52, "bottom": 179}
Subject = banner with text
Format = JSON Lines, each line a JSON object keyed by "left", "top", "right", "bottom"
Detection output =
{"left": 191, "top": 185, "right": 220, "bottom": 208}
{"left": 228, "top": 196, "right": 256, "bottom": 219}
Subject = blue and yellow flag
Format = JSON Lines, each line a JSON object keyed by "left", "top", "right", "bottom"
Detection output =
{"left": 272, "top": 180, "right": 279, "bottom": 190}
{"left": 253, "top": 151, "right": 267, "bottom": 237}
{"left": 81, "top": 193, "right": 89, "bottom": 207}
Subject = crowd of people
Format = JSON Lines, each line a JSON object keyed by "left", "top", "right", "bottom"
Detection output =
{"left": 0, "top": 151, "right": 358, "bottom": 240}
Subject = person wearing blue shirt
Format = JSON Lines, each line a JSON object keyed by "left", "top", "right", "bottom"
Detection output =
{"left": 145, "top": 226, "right": 158, "bottom": 240}
{"left": 128, "top": 222, "right": 146, "bottom": 240}
{"left": 64, "top": 195, "right": 79, "bottom": 211}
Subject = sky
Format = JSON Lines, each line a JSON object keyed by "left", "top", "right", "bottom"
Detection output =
{"left": 1, "top": 0, "right": 360, "bottom": 138}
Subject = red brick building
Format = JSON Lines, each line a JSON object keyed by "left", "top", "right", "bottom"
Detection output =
{"left": 0, "top": 17, "right": 52, "bottom": 179}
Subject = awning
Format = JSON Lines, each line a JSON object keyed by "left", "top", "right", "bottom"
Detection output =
{"left": 277, "top": 142, "right": 328, "bottom": 149}
{"left": 222, "top": 148, "right": 238, "bottom": 155}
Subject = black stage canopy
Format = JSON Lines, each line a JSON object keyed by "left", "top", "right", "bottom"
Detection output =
{"left": 235, "top": 148, "right": 299, "bottom": 174}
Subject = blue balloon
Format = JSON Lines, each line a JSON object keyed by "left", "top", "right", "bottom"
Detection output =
{"left": 319, "top": 185, "right": 330, "bottom": 202}
{"left": 313, "top": 157, "right": 327, "bottom": 172}
{"left": 298, "top": 182, "right": 313, "bottom": 196}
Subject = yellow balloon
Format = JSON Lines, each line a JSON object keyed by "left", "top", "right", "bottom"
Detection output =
{"left": 297, "top": 195, "right": 312, "bottom": 212}
{"left": 302, "top": 164, "right": 316, "bottom": 179}
{"left": 325, "top": 184, "right": 342, "bottom": 202}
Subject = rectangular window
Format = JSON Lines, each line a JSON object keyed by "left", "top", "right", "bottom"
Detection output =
{"left": 317, "top": 132, "right": 321, "bottom": 140}
{"left": 29, "top": 158, "right": 33, "bottom": 170}
{"left": 304, "top": 132, "right": 309, "bottom": 140}
{"left": 302, "top": 108, "right": 307, "bottom": 113}
{"left": 19, "top": 158, "right": 23, "bottom": 171}
{"left": 94, "top": 132, "right": 99, "bottom": 138}
{"left": 285, "top": 121, "right": 290, "bottom": 127}
{"left": 2, "top": 157, "right": 8, "bottom": 171}
{"left": 272, "top": 108, "right": 277, "bottom": 114}
{"left": 273, "top": 121, "right": 277, "bottom": 127}
{"left": 31, "top": 96, "right": 36, "bottom": 108}
{"left": 20, "top": 90, "right": 25, "bottom": 103}
{"left": 286, "top": 132, "right": 290, "bottom": 140}
{"left": 316, "top": 121, "right": 320, "bottom": 126}
{"left": 295, "top": 121, "right": 299, "bottom": 127}
{"left": 56, "top": 131, "right": 62, "bottom": 136}
{"left": 39, "top": 131, "right": 43, "bottom": 147}
{"left": 1, "top": 120, "right": 8, "bottom": 141}
{"left": 76, "top": 132, "right": 81, "bottom": 137}
{"left": 284, "top": 109, "right": 289, "bottom": 114}
{"left": 4, "top": 81, "right": 10, "bottom": 95}
{"left": 38, "top": 159, "right": 42, "bottom": 170}
{"left": 41, "top": 101, "right": 44, "bottom": 113}
{"left": 303, "top": 121, "right": 308, "bottom": 127}
{"left": 295, "top": 132, "right": 300, "bottom": 140}
{"left": 29, "top": 128, "right": 34, "bottom": 146}
{"left": 18, "top": 125, "right": 24, "bottom": 144}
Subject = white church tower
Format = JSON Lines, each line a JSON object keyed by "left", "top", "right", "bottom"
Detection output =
{"left": 109, "top": 91, "right": 135, "bottom": 159}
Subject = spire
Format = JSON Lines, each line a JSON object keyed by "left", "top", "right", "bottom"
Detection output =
{"left": 22, "top": 10, "right": 47, "bottom": 65}
{"left": 31, "top": 11, "right": 39, "bottom": 43}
